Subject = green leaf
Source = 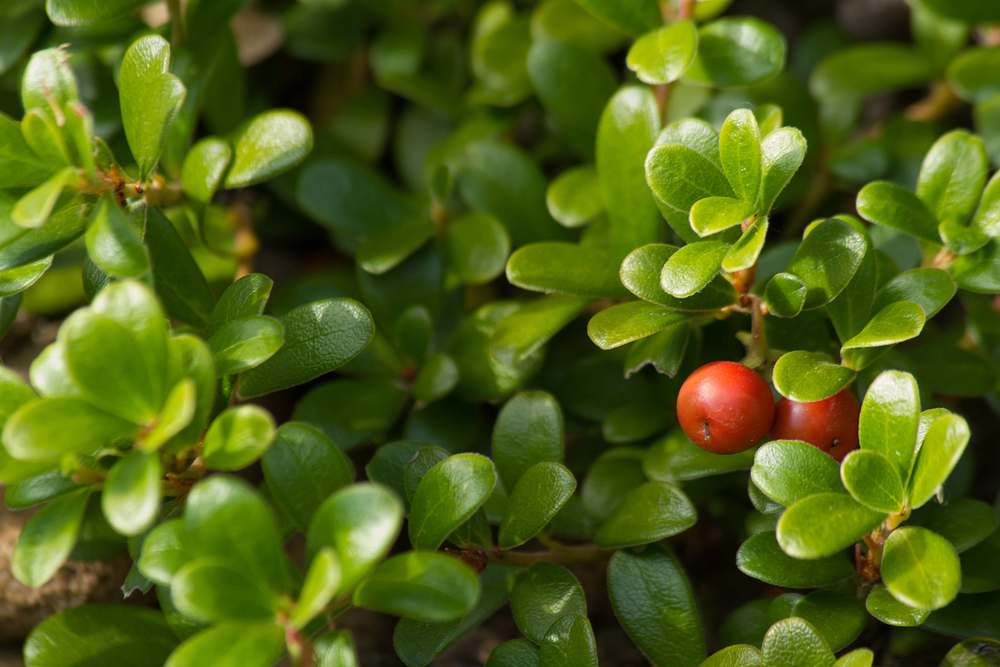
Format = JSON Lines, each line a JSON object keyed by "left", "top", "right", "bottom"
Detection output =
{"left": 625, "top": 321, "right": 691, "bottom": 378}
{"left": 510, "top": 562, "right": 586, "bottom": 643}
{"left": 485, "top": 639, "right": 539, "bottom": 667}
{"left": 409, "top": 453, "right": 497, "bottom": 551}
{"left": 871, "top": 268, "right": 956, "bottom": 320}
{"left": 763, "top": 272, "right": 807, "bottom": 318}
{"left": 685, "top": 18, "right": 786, "bottom": 87}
{"left": 595, "top": 480, "right": 697, "bottom": 548}
{"left": 239, "top": 298, "right": 375, "bottom": 398}
{"left": 690, "top": 197, "right": 756, "bottom": 238}
{"left": 137, "top": 519, "right": 190, "bottom": 587}
{"left": 204, "top": 273, "right": 272, "bottom": 339}
{"left": 223, "top": 110, "right": 313, "bottom": 188}
{"left": 206, "top": 316, "right": 283, "bottom": 376}
{"left": 940, "top": 639, "right": 1000, "bottom": 667}
{"left": 119, "top": 36, "right": 186, "bottom": 181}
{"left": 44, "top": 0, "right": 148, "bottom": 25}
{"left": 842, "top": 301, "right": 925, "bottom": 353}
{"left": 737, "top": 532, "right": 855, "bottom": 588}
{"left": 491, "top": 391, "right": 563, "bottom": 493}
{"left": 353, "top": 551, "right": 480, "bottom": 621}
{"left": 908, "top": 413, "right": 970, "bottom": 510}
{"left": 939, "top": 220, "right": 989, "bottom": 255}
{"left": 291, "top": 547, "right": 341, "bottom": 629}
{"left": 627, "top": 20, "right": 698, "bottom": 85}
{"left": 202, "top": 405, "right": 276, "bottom": 471}
{"left": 357, "top": 218, "right": 434, "bottom": 276}
{"left": 12, "top": 488, "right": 89, "bottom": 588}
{"left": 951, "top": 239, "right": 1000, "bottom": 293}
{"left": 661, "top": 241, "right": 729, "bottom": 298}
{"left": 840, "top": 449, "right": 904, "bottom": 514}
{"left": 172, "top": 556, "right": 278, "bottom": 623}
{"left": 608, "top": 544, "right": 706, "bottom": 667}
{"left": 960, "top": 530, "right": 1000, "bottom": 593}
{"left": 918, "top": 0, "right": 1000, "bottom": 21}
{"left": 539, "top": 615, "right": 598, "bottom": 667}
{"left": 570, "top": 0, "right": 659, "bottom": 36}
{"left": 772, "top": 351, "right": 855, "bottom": 402}
{"left": 546, "top": 165, "right": 604, "bottom": 228}
{"left": 491, "top": 296, "right": 590, "bottom": 366}
{"left": 759, "top": 128, "right": 807, "bottom": 213}
{"left": 719, "top": 109, "right": 762, "bottom": 204}
{"left": 723, "top": 216, "right": 769, "bottom": 272}
{"left": 313, "top": 631, "right": 359, "bottom": 667}
{"left": 292, "top": 378, "right": 406, "bottom": 450}
{"left": 856, "top": 181, "right": 941, "bottom": 244}
{"left": 917, "top": 131, "right": 988, "bottom": 227}
{"left": 760, "top": 617, "right": 835, "bottom": 667}
{"left": 785, "top": 218, "right": 868, "bottom": 309}
{"left": 777, "top": 492, "right": 887, "bottom": 559}
{"left": 12, "top": 168, "right": 77, "bottom": 229}
{"left": 507, "top": 242, "right": 631, "bottom": 298}
{"left": 412, "top": 354, "right": 460, "bottom": 403}
{"left": 3, "top": 397, "right": 139, "bottom": 460}
{"left": 700, "top": 646, "right": 762, "bottom": 667}
{"left": 751, "top": 440, "right": 844, "bottom": 507}
{"left": 101, "top": 450, "right": 161, "bottom": 537}
{"left": 162, "top": 336, "right": 214, "bottom": 452}
{"left": 603, "top": 398, "right": 671, "bottom": 444}
{"left": 262, "top": 422, "right": 355, "bottom": 532}
{"left": 882, "top": 526, "right": 961, "bottom": 611}
{"left": 855, "top": 369, "right": 920, "bottom": 485}
{"left": 498, "top": 462, "right": 576, "bottom": 548}
{"left": 0, "top": 113, "right": 56, "bottom": 188}
{"left": 646, "top": 144, "right": 733, "bottom": 234}
{"left": 24, "top": 605, "right": 178, "bottom": 667}
{"left": 307, "top": 483, "right": 403, "bottom": 594}
{"left": 916, "top": 498, "right": 997, "bottom": 554}
{"left": 297, "top": 159, "right": 413, "bottom": 237}
{"left": 865, "top": 583, "right": 929, "bottom": 627}
{"left": 184, "top": 476, "right": 285, "bottom": 594}
{"left": 181, "top": 137, "right": 232, "bottom": 204}
{"left": 163, "top": 622, "right": 285, "bottom": 667}
{"left": 588, "top": 301, "right": 690, "bottom": 350}
{"left": 973, "top": 172, "right": 1000, "bottom": 236}
{"left": 925, "top": 593, "right": 1000, "bottom": 640}
{"left": 20, "top": 47, "right": 77, "bottom": 113}
{"left": 445, "top": 212, "right": 511, "bottom": 285}
{"left": 620, "top": 244, "right": 738, "bottom": 311}
{"left": 527, "top": 39, "right": 617, "bottom": 158}
{"left": 793, "top": 591, "right": 867, "bottom": 652}
{"left": 644, "top": 427, "right": 756, "bottom": 482}
{"left": 0, "top": 256, "right": 51, "bottom": 297}
{"left": 810, "top": 44, "right": 934, "bottom": 102}
{"left": 85, "top": 195, "right": 148, "bottom": 279}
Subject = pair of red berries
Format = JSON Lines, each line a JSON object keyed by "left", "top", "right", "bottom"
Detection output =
{"left": 677, "top": 361, "right": 860, "bottom": 462}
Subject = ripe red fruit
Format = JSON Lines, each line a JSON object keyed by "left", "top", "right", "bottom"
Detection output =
{"left": 677, "top": 361, "right": 775, "bottom": 455}
{"left": 770, "top": 389, "right": 861, "bottom": 462}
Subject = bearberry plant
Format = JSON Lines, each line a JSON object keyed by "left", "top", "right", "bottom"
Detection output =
{"left": 0, "top": 0, "right": 998, "bottom": 666}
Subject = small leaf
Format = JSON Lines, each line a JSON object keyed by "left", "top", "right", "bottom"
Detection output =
{"left": 689, "top": 197, "right": 756, "bottom": 238}
{"left": 119, "top": 36, "right": 187, "bottom": 181}
{"left": 0, "top": 257, "right": 51, "bottom": 297}
{"left": 538, "top": 615, "right": 598, "bottom": 667}
{"left": 181, "top": 137, "right": 232, "bottom": 204}
{"left": 719, "top": 109, "right": 762, "bottom": 204}
{"left": 644, "top": 427, "right": 756, "bottom": 482}
{"left": 607, "top": 545, "right": 705, "bottom": 667}
{"left": 685, "top": 18, "right": 786, "bottom": 88}
{"left": 763, "top": 272, "right": 807, "bottom": 318}
{"left": 12, "top": 168, "right": 77, "bottom": 229}
{"left": 510, "top": 562, "right": 586, "bottom": 643}
{"left": 201, "top": 405, "right": 276, "bottom": 471}
{"left": 917, "top": 130, "right": 988, "bottom": 227}
{"left": 646, "top": 144, "right": 733, "bottom": 230}
{"left": 102, "top": 450, "right": 161, "bottom": 537}
{"left": 701, "top": 646, "right": 762, "bottom": 667}
{"left": 841, "top": 301, "right": 925, "bottom": 351}
{"left": 595, "top": 481, "right": 697, "bottom": 548}
{"left": 12, "top": 488, "right": 89, "bottom": 588}
{"left": 751, "top": 440, "right": 844, "bottom": 507}
{"left": 772, "top": 351, "right": 855, "bottom": 402}
{"left": 857, "top": 370, "right": 920, "bottom": 484}
{"left": 907, "top": 413, "right": 970, "bottom": 510}
{"left": 143, "top": 205, "right": 216, "bottom": 328}
{"left": 172, "top": 557, "right": 278, "bottom": 623}
{"left": 624, "top": 321, "right": 691, "bottom": 378}
{"left": 3, "top": 397, "right": 139, "bottom": 461}
{"left": 777, "top": 492, "right": 887, "bottom": 559}
{"left": 587, "top": 301, "right": 689, "bottom": 350}
{"left": 546, "top": 165, "right": 604, "bottom": 228}
{"left": 0, "top": 112, "right": 56, "bottom": 188}
{"left": 163, "top": 622, "right": 285, "bottom": 667}
{"left": 45, "top": 0, "right": 149, "bottom": 25}
{"left": 223, "top": 110, "right": 313, "bottom": 188}
{"left": 792, "top": 591, "right": 867, "bottom": 653}
{"left": 206, "top": 316, "right": 284, "bottom": 376}
{"left": 357, "top": 218, "right": 434, "bottom": 276}
{"left": 760, "top": 617, "right": 835, "bottom": 667}
{"left": 660, "top": 241, "right": 729, "bottom": 298}
{"left": 871, "top": 268, "right": 956, "bottom": 320}
{"left": 840, "top": 449, "right": 904, "bottom": 513}
{"left": 785, "top": 218, "right": 868, "bottom": 309}
{"left": 620, "top": 244, "right": 738, "bottom": 311}
{"left": 485, "top": 639, "right": 539, "bottom": 667}
{"left": 506, "top": 242, "right": 631, "bottom": 299}
{"left": 291, "top": 548, "right": 341, "bottom": 629}
{"left": 352, "top": 551, "right": 480, "bottom": 621}
{"left": 865, "top": 583, "right": 929, "bottom": 627}
{"left": 940, "top": 639, "right": 1000, "bottom": 667}
{"left": 85, "top": 195, "right": 148, "bottom": 279}
{"left": 737, "top": 532, "right": 854, "bottom": 588}
{"left": 810, "top": 44, "right": 934, "bottom": 102}
{"left": 882, "top": 526, "right": 961, "bottom": 611}
{"left": 408, "top": 454, "right": 497, "bottom": 551}
{"left": 204, "top": 273, "right": 272, "bottom": 339}
{"left": 856, "top": 181, "right": 941, "bottom": 243}
{"left": 412, "top": 354, "right": 460, "bottom": 403}
{"left": 491, "top": 391, "right": 563, "bottom": 493}
{"left": 917, "top": 498, "right": 998, "bottom": 554}
{"left": 759, "top": 128, "right": 807, "bottom": 212}
{"left": 490, "top": 296, "right": 590, "bottom": 366}
{"left": 445, "top": 212, "right": 511, "bottom": 285}
{"left": 569, "top": 0, "right": 660, "bottom": 36}
{"left": 626, "top": 20, "right": 698, "bottom": 85}
{"left": 498, "top": 462, "right": 576, "bottom": 548}
{"left": 722, "top": 216, "right": 769, "bottom": 272}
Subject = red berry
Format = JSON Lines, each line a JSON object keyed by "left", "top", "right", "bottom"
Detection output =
{"left": 677, "top": 361, "right": 775, "bottom": 455}
{"left": 770, "top": 389, "right": 860, "bottom": 462}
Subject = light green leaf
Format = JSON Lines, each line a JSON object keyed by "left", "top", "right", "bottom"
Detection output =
{"left": 408, "top": 453, "right": 496, "bottom": 551}
{"left": 908, "top": 413, "right": 970, "bottom": 509}
{"left": 172, "top": 556, "right": 278, "bottom": 623}
{"left": 722, "top": 216, "right": 768, "bottom": 272}
{"left": 12, "top": 168, "right": 77, "bottom": 229}
{"left": 627, "top": 20, "right": 698, "bottom": 85}
{"left": 719, "top": 109, "right": 762, "bottom": 204}
{"left": 760, "top": 617, "right": 835, "bottom": 667}
{"left": 751, "top": 440, "right": 844, "bottom": 507}
{"left": 784, "top": 218, "right": 868, "bottom": 309}
{"left": 506, "top": 242, "right": 631, "bottom": 298}
{"left": 498, "top": 462, "right": 576, "bottom": 548}
{"left": 871, "top": 268, "right": 956, "bottom": 320}
{"left": 12, "top": 488, "right": 89, "bottom": 588}
{"left": 882, "top": 526, "right": 961, "bottom": 611}
{"left": 206, "top": 316, "right": 284, "bottom": 376}
{"left": 587, "top": 300, "right": 689, "bottom": 350}
{"left": 546, "top": 165, "right": 604, "bottom": 228}
{"left": 0, "top": 256, "right": 51, "bottom": 297}
{"left": 595, "top": 481, "right": 697, "bottom": 548}
{"left": 0, "top": 112, "right": 56, "bottom": 188}
{"left": 699, "top": 646, "right": 762, "bottom": 667}
{"left": 759, "top": 128, "right": 807, "bottom": 213}
{"left": 660, "top": 241, "right": 729, "bottom": 298}
{"left": 3, "top": 397, "right": 139, "bottom": 460}
{"left": 570, "top": 0, "right": 660, "bottom": 36}
{"left": 763, "top": 272, "right": 807, "bottom": 318}
{"left": 917, "top": 130, "right": 988, "bottom": 227}
{"left": 737, "top": 532, "right": 854, "bottom": 588}
{"left": 141, "top": 379, "right": 196, "bottom": 452}
{"left": 164, "top": 622, "right": 285, "bottom": 667}
{"left": 223, "top": 110, "right": 313, "bottom": 188}
{"left": 865, "top": 583, "right": 929, "bottom": 627}
{"left": 85, "top": 195, "right": 148, "bottom": 279}
{"left": 777, "top": 492, "right": 887, "bottom": 559}
{"left": 685, "top": 18, "right": 786, "bottom": 88}
{"left": 857, "top": 370, "right": 920, "bottom": 483}
{"left": 181, "top": 137, "right": 233, "bottom": 205}
{"left": 940, "top": 220, "right": 989, "bottom": 255}
{"left": 856, "top": 181, "right": 941, "bottom": 243}
{"left": 201, "top": 405, "right": 276, "bottom": 471}
{"left": 771, "top": 351, "right": 855, "bottom": 402}
{"left": 291, "top": 547, "right": 341, "bottom": 629}
{"left": 646, "top": 144, "right": 733, "bottom": 233}
{"left": 102, "top": 450, "right": 161, "bottom": 536}
{"left": 690, "top": 197, "right": 756, "bottom": 238}
{"left": 136, "top": 520, "right": 190, "bottom": 587}
{"left": 840, "top": 449, "right": 904, "bottom": 514}
{"left": 45, "top": 0, "right": 149, "bottom": 25}
{"left": 353, "top": 551, "right": 480, "bottom": 621}
{"left": 841, "top": 301, "right": 925, "bottom": 351}
{"left": 491, "top": 296, "right": 590, "bottom": 366}
{"left": 620, "top": 244, "right": 738, "bottom": 311}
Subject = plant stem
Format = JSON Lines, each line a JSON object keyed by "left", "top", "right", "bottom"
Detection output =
{"left": 489, "top": 545, "right": 615, "bottom": 568}
{"left": 167, "top": 0, "right": 185, "bottom": 48}
{"left": 653, "top": 0, "right": 697, "bottom": 125}
{"left": 741, "top": 294, "right": 769, "bottom": 369}
{"left": 904, "top": 82, "right": 963, "bottom": 123}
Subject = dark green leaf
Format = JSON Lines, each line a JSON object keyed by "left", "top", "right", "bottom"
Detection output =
{"left": 491, "top": 296, "right": 590, "bottom": 366}
{"left": 144, "top": 205, "right": 216, "bottom": 328}
{"left": 499, "top": 462, "right": 576, "bottom": 548}
{"left": 292, "top": 378, "right": 406, "bottom": 450}
{"left": 595, "top": 481, "right": 697, "bottom": 548}
{"left": 409, "top": 453, "right": 496, "bottom": 551}
{"left": 357, "top": 218, "right": 434, "bottom": 276}
{"left": 810, "top": 44, "right": 934, "bottom": 102}
{"left": 353, "top": 551, "right": 480, "bottom": 621}
{"left": 539, "top": 615, "right": 598, "bottom": 667}
{"left": 445, "top": 212, "right": 510, "bottom": 285}
{"left": 737, "top": 532, "right": 855, "bottom": 588}
{"left": 856, "top": 181, "right": 941, "bottom": 244}
{"left": 685, "top": 18, "right": 786, "bottom": 87}
{"left": 204, "top": 273, "right": 272, "bottom": 339}
{"left": 510, "top": 562, "right": 586, "bottom": 643}
{"left": 792, "top": 591, "right": 867, "bottom": 652}
{"left": 644, "top": 427, "right": 756, "bottom": 482}
{"left": 206, "top": 316, "right": 283, "bottom": 376}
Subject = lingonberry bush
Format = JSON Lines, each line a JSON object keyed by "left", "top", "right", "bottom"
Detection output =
{"left": 0, "top": 0, "right": 999, "bottom": 665}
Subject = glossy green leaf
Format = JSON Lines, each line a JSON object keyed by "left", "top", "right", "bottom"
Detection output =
{"left": 690, "top": 197, "right": 756, "bottom": 238}
{"left": 357, "top": 218, "right": 434, "bottom": 276}
{"left": 940, "top": 639, "right": 1000, "bottom": 667}
{"left": 685, "top": 18, "right": 786, "bottom": 87}
{"left": 292, "top": 378, "right": 406, "bottom": 450}
{"left": 409, "top": 453, "right": 496, "bottom": 551}
{"left": 510, "top": 562, "right": 586, "bottom": 643}
{"left": 760, "top": 617, "right": 835, "bottom": 667}
{"left": 882, "top": 526, "right": 961, "bottom": 611}
{"left": 491, "top": 391, "right": 563, "bottom": 494}
{"left": 644, "top": 427, "right": 756, "bottom": 482}
{"left": 539, "top": 615, "right": 598, "bottom": 667}
{"left": 412, "top": 354, "right": 460, "bottom": 403}
{"left": 101, "top": 450, "right": 161, "bottom": 537}
{"left": 792, "top": 591, "right": 867, "bottom": 652}
{"left": 353, "top": 551, "right": 479, "bottom": 621}
{"left": 595, "top": 480, "right": 696, "bottom": 548}
{"left": 627, "top": 20, "right": 698, "bottom": 85}
{"left": 737, "top": 531, "right": 854, "bottom": 588}
{"left": 201, "top": 405, "right": 275, "bottom": 471}
{"left": 445, "top": 212, "right": 511, "bottom": 285}
{"left": 181, "top": 137, "right": 232, "bottom": 204}
{"left": 646, "top": 144, "right": 733, "bottom": 234}
{"left": 307, "top": 483, "right": 403, "bottom": 594}
{"left": 570, "top": 0, "right": 659, "bottom": 36}
{"left": 588, "top": 300, "right": 690, "bottom": 350}
{"left": 865, "top": 583, "right": 929, "bottom": 627}
{"left": 136, "top": 520, "right": 190, "bottom": 587}
{"left": 871, "top": 268, "right": 956, "bottom": 320}
{"left": 546, "top": 165, "right": 604, "bottom": 228}
{"left": 163, "top": 621, "right": 285, "bottom": 667}
{"left": 291, "top": 547, "right": 341, "bottom": 629}
{"left": 856, "top": 181, "right": 941, "bottom": 244}
{"left": 917, "top": 131, "right": 988, "bottom": 227}
{"left": 772, "top": 351, "right": 855, "bottom": 402}
{"left": 507, "top": 242, "right": 630, "bottom": 298}
{"left": 206, "top": 316, "right": 283, "bottom": 376}
{"left": 12, "top": 168, "right": 77, "bottom": 229}
{"left": 785, "top": 218, "right": 868, "bottom": 309}
{"left": 620, "top": 244, "right": 738, "bottom": 311}
{"left": 939, "top": 220, "right": 990, "bottom": 255}
{"left": 810, "top": 43, "right": 934, "bottom": 102}
{"left": 85, "top": 196, "right": 148, "bottom": 279}
{"left": 722, "top": 216, "right": 769, "bottom": 272}
{"left": 223, "top": 110, "right": 313, "bottom": 188}
{"left": 172, "top": 557, "right": 278, "bottom": 623}
{"left": 297, "top": 159, "right": 412, "bottom": 237}
{"left": 840, "top": 449, "right": 904, "bottom": 514}
{"left": 3, "top": 397, "right": 139, "bottom": 460}
{"left": 759, "top": 128, "right": 807, "bottom": 213}
{"left": 777, "top": 492, "right": 887, "bottom": 559}
{"left": 700, "top": 646, "right": 762, "bottom": 667}
{"left": 625, "top": 321, "right": 691, "bottom": 378}
{"left": 842, "top": 301, "right": 925, "bottom": 353}
{"left": 763, "top": 272, "right": 807, "bottom": 318}
{"left": 499, "top": 462, "right": 576, "bottom": 548}
{"left": 719, "top": 109, "right": 762, "bottom": 204}
{"left": 608, "top": 544, "right": 706, "bottom": 667}
{"left": 751, "top": 440, "right": 844, "bottom": 507}
{"left": 908, "top": 413, "right": 970, "bottom": 509}
{"left": 12, "top": 488, "right": 89, "bottom": 588}
{"left": 661, "top": 241, "right": 729, "bottom": 298}
{"left": 491, "top": 296, "right": 590, "bottom": 366}
{"left": 0, "top": 113, "right": 56, "bottom": 188}
{"left": 204, "top": 273, "right": 272, "bottom": 339}
{"left": 262, "top": 423, "right": 354, "bottom": 531}
{"left": 485, "top": 639, "right": 540, "bottom": 667}
{"left": 20, "top": 47, "right": 77, "bottom": 113}
{"left": 855, "top": 370, "right": 920, "bottom": 485}
{"left": 119, "top": 36, "right": 187, "bottom": 181}
{"left": 0, "top": 256, "right": 51, "bottom": 297}
{"left": 917, "top": 498, "right": 997, "bottom": 555}
{"left": 143, "top": 205, "right": 216, "bottom": 328}
{"left": 240, "top": 298, "right": 374, "bottom": 398}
